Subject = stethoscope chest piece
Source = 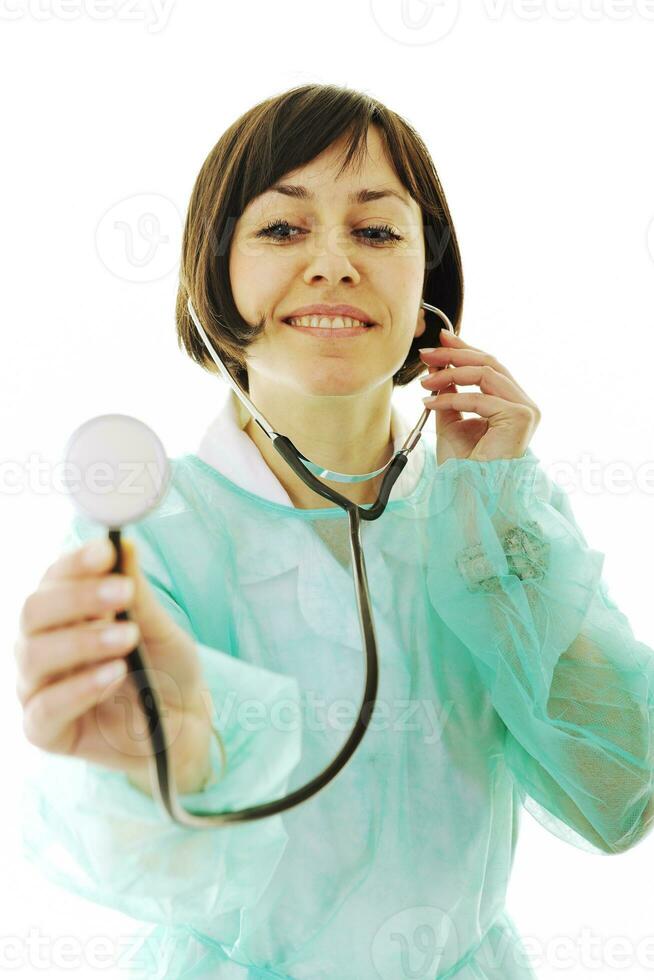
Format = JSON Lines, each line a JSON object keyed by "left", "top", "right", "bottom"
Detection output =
{"left": 63, "top": 414, "right": 170, "bottom": 528}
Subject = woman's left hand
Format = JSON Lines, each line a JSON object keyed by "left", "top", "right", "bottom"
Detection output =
{"left": 419, "top": 329, "right": 541, "bottom": 466}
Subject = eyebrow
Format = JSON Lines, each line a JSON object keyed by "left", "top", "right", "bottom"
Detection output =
{"left": 263, "top": 183, "right": 412, "bottom": 209}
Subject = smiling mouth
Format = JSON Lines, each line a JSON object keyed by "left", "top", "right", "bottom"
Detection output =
{"left": 282, "top": 315, "right": 376, "bottom": 337}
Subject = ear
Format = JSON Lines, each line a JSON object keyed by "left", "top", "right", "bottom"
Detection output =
{"left": 414, "top": 305, "right": 427, "bottom": 339}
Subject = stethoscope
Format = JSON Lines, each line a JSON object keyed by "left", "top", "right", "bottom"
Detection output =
{"left": 63, "top": 299, "right": 453, "bottom": 828}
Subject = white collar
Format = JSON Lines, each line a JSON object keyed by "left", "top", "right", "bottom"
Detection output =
{"left": 195, "top": 388, "right": 426, "bottom": 506}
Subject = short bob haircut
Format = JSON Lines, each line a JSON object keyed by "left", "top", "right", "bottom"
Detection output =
{"left": 176, "top": 83, "right": 464, "bottom": 394}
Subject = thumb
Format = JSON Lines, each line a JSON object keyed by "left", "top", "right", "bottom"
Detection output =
{"left": 119, "top": 537, "right": 179, "bottom": 647}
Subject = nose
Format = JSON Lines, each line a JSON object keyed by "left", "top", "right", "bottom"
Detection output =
{"left": 301, "top": 226, "right": 361, "bottom": 286}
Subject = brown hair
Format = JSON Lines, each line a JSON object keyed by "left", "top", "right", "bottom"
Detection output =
{"left": 175, "top": 83, "right": 464, "bottom": 393}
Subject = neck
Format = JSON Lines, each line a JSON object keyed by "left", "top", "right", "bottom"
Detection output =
{"left": 242, "top": 380, "right": 395, "bottom": 509}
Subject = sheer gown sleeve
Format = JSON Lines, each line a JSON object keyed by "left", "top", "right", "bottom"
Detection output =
{"left": 425, "top": 447, "right": 654, "bottom": 856}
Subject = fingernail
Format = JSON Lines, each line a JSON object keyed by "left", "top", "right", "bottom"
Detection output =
{"left": 98, "top": 577, "right": 134, "bottom": 605}
{"left": 94, "top": 659, "right": 127, "bottom": 687}
{"left": 82, "top": 539, "right": 112, "bottom": 569}
{"left": 100, "top": 622, "right": 139, "bottom": 648}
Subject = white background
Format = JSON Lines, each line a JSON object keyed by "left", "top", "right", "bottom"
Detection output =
{"left": 2, "top": 0, "right": 654, "bottom": 977}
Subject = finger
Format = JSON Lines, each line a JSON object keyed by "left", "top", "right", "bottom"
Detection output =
{"left": 15, "top": 619, "right": 140, "bottom": 708}
{"left": 421, "top": 366, "right": 528, "bottom": 406}
{"left": 19, "top": 573, "right": 135, "bottom": 636}
{"left": 425, "top": 381, "right": 463, "bottom": 424}
{"left": 420, "top": 348, "right": 532, "bottom": 400}
{"left": 421, "top": 346, "right": 510, "bottom": 376}
{"left": 41, "top": 537, "right": 117, "bottom": 585}
{"left": 422, "top": 391, "right": 533, "bottom": 422}
{"left": 22, "top": 656, "right": 128, "bottom": 753}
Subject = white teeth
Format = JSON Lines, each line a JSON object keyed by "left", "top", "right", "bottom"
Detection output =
{"left": 287, "top": 315, "right": 369, "bottom": 328}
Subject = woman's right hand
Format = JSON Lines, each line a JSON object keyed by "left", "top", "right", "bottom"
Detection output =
{"left": 14, "top": 536, "right": 214, "bottom": 796}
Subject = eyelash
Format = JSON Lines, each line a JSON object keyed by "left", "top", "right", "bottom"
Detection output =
{"left": 256, "top": 218, "right": 403, "bottom": 246}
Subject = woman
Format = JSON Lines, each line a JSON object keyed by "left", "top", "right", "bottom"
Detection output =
{"left": 17, "top": 83, "right": 654, "bottom": 979}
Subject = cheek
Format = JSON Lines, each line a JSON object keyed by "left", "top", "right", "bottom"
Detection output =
{"left": 233, "top": 250, "right": 297, "bottom": 315}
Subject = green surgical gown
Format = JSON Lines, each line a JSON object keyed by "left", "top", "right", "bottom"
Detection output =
{"left": 20, "top": 423, "right": 654, "bottom": 979}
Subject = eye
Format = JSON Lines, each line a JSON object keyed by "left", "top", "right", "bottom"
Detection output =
{"left": 358, "top": 223, "right": 403, "bottom": 244}
{"left": 256, "top": 219, "right": 300, "bottom": 242}
{"left": 255, "top": 219, "right": 403, "bottom": 245}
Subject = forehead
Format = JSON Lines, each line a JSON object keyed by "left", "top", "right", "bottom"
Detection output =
{"left": 245, "top": 128, "right": 418, "bottom": 216}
